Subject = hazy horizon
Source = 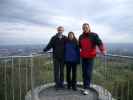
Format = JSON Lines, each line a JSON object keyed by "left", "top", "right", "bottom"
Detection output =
{"left": 0, "top": 42, "right": 133, "bottom": 46}
{"left": 0, "top": 41, "right": 133, "bottom": 46}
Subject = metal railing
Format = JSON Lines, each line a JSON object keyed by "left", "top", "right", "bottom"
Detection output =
{"left": 0, "top": 52, "right": 133, "bottom": 100}
{"left": 93, "top": 54, "right": 133, "bottom": 100}
{"left": 0, "top": 55, "right": 32, "bottom": 100}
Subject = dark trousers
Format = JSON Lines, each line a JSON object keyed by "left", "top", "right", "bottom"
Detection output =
{"left": 53, "top": 58, "right": 65, "bottom": 88}
{"left": 66, "top": 62, "right": 77, "bottom": 88}
{"left": 82, "top": 58, "right": 94, "bottom": 89}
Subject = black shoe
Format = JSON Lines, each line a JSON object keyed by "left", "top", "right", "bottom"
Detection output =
{"left": 59, "top": 85, "right": 65, "bottom": 90}
{"left": 72, "top": 87, "right": 77, "bottom": 91}
{"left": 67, "top": 86, "right": 71, "bottom": 90}
{"left": 54, "top": 86, "right": 60, "bottom": 90}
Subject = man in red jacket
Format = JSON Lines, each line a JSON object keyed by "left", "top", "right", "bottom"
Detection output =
{"left": 79, "top": 23, "right": 106, "bottom": 95}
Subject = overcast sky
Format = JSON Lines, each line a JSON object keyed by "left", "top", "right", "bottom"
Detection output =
{"left": 0, "top": 0, "right": 133, "bottom": 45}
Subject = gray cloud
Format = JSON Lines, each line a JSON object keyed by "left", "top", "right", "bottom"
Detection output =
{"left": 0, "top": 0, "right": 133, "bottom": 44}
{"left": 0, "top": 0, "right": 56, "bottom": 27}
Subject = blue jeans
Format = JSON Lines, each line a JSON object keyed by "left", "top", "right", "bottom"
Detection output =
{"left": 82, "top": 58, "right": 94, "bottom": 89}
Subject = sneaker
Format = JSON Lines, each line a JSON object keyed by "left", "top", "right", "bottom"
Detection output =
{"left": 83, "top": 90, "right": 89, "bottom": 95}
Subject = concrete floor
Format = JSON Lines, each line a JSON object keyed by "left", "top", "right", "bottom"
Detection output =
{"left": 39, "top": 86, "right": 98, "bottom": 100}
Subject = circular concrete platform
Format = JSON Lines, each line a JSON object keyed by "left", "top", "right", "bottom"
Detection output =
{"left": 39, "top": 86, "right": 98, "bottom": 100}
{"left": 25, "top": 82, "right": 115, "bottom": 100}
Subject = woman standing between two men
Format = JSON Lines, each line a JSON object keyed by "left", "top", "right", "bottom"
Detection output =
{"left": 43, "top": 23, "right": 106, "bottom": 95}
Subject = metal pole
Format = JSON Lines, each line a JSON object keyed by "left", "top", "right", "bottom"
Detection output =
{"left": 25, "top": 58, "right": 28, "bottom": 92}
{"left": 19, "top": 57, "right": 22, "bottom": 100}
{"left": 4, "top": 60, "right": 7, "bottom": 100}
{"left": 30, "top": 54, "right": 35, "bottom": 100}
{"left": 11, "top": 57, "right": 15, "bottom": 100}
{"left": 127, "top": 80, "right": 130, "bottom": 100}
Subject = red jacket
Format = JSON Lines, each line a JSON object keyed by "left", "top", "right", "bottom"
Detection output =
{"left": 79, "top": 32, "right": 105, "bottom": 59}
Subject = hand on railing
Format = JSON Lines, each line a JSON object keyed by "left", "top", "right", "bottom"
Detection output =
{"left": 97, "top": 50, "right": 107, "bottom": 57}
{"left": 101, "top": 50, "right": 107, "bottom": 56}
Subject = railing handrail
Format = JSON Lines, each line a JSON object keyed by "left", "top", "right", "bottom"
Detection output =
{"left": 32, "top": 52, "right": 133, "bottom": 59}
{"left": 0, "top": 51, "right": 133, "bottom": 59}
{"left": 105, "top": 53, "right": 133, "bottom": 59}
{"left": 0, "top": 55, "right": 32, "bottom": 59}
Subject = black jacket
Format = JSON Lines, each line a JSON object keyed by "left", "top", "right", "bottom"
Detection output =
{"left": 43, "top": 34, "right": 67, "bottom": 61}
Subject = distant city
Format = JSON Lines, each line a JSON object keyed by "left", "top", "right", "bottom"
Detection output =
{"left": 0, "top": 44, "right": 44, "bottom": 56}
{"left": 0, "top": 43, "right": 133, "bottom": 57}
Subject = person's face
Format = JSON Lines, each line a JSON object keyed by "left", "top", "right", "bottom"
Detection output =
{"left": 82, "top": 24, "right": 90, "bottom": 33}
{"left": 57, "top": 27, "right": 64, "bottom": 34}
{"left": 68, "top": 33, "right": 74, "bottom": 40}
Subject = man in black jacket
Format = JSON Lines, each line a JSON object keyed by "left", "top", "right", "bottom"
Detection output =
{"left": 43, "top": 26, "right": 67, "bottom": 89}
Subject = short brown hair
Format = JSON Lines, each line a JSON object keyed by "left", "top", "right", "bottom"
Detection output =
{"left": 82, "top": 23, "right": 91, "bottom": 32}
{"left": 57, "top": 26, "right": 64, "bottom": 30}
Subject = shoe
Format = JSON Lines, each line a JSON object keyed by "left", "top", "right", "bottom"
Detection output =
{"left": 83, "top": 89, "right": 89, "bottom": 95}
{"left": 67, "top": 86, "right": 71, "bottom": 90}
{"left": 72, "top": 86, "right": 77, "bottom": 91}
{"left": 67, "top": 83, "right": 71, "bottom": 89}
{"left": 54, "top": 86, "right": 60, "bottom": 90}
{"left": 59, "top": 85, "right": 65, "bottom": 90}
{"left": 72, "top": 88, "right": 77, "bottom": 91}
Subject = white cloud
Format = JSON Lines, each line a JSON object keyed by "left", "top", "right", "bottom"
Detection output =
{"left": 0, "top": 0, "right": 133, "bottom": 44}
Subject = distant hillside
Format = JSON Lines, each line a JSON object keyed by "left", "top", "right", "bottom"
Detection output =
{"left": 0, "top": 43, "right": 133, "bottom": 56}
{"left": 106, "top": 43, "right": 133, "bottom": 56}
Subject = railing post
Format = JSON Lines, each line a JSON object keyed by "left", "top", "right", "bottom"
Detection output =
{"left": 25, "top": 58, "right": 28, "bottom": 92}
{"left": 104, "top": 54, "right": 108, "bottom": 80}
{"left": 19, "top": 57, "right": 22, "bottom": 100}
{"left": 11, "top": 57, "right": 15, "bottom": 100}
{"left": 4, "top": 60, "right": 7, "bottom": 100}
{"left": 30, "top": 54, "right": 35, "bottom": 100}
{"left": 127, "top": 80, "right": 130, "bottom": 100}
